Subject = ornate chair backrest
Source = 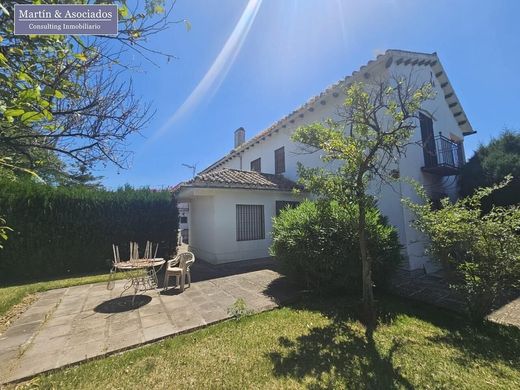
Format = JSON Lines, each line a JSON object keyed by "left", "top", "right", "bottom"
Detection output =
{"left": 153, "top": 242, "right": 159, "bottom": 259}
{"left": 143, "top": 241, "right": 150, "bottom": 259}
{"left": 130, "top": 241, "right": 139, "bottom": 262}
{"left": 112, "top": 244, "right": 120, "bottom": 265}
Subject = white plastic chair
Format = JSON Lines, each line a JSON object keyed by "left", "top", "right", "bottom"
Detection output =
{"left": 163, "top": 252, "right": 195, "bottom": 292}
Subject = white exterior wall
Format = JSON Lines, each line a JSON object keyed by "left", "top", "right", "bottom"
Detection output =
{"left": 208, "top": 60, "right": 466, "bottom": 271}
{"left": 188, "top": 194, "right": 216, "bottom": 260}
{"left": 179, "top": 187, "right": 303, "bottom": 264}
{"left": 388, "top": 61, "right": 465, "bottom": 269}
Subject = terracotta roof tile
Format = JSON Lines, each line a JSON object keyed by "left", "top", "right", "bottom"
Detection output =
{"left": 172, "top": 168, "right": 302, "bottom": 193}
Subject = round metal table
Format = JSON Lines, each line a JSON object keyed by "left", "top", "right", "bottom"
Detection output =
{"left": 112, "top": 258, "right": 165, "bottom": 304}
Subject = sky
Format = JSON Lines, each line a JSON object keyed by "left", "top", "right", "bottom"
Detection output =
{"left": 101, "top": 0, "right": 520, "bottom": 189}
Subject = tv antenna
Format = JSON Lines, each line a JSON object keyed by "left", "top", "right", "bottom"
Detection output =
{"left": 182, "top": 162, "right": 198, "bottom": 178}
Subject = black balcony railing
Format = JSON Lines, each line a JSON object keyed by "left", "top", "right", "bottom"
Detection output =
{"left": 421, "top": 134, "right": 464, "bottom": 176}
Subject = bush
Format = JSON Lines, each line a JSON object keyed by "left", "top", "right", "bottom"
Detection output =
{"left": 404, "top": 178, "right": 520, "bottom": 321}
{"left": 460, "top": 130, "right": 520, "bottom": 211}
{"left": 0, "top": 180, "right": 178, "bottom": 282}
{"left": 270, "top": 200, "right": 402, "bottom": 292}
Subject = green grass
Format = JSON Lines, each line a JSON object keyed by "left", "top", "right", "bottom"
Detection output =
{"left": 0, "top": 272, "right": 125, "bottom": 320}
{"left": 18, "top": 295, "right": 520, "bottom": 390}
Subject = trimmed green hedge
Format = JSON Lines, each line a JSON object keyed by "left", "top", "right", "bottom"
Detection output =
{"left": 0, "top": 180, "right": 178, "bottom": 282}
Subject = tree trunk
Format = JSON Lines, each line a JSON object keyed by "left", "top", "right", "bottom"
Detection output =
{"left": 358, "top": 195, "right": 375, "bottom": 328}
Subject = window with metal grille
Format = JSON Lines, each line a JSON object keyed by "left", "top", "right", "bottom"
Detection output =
{"left": 275, "top": 200, "right": 300, "bottom": 216}
{"left": 250, "top": 158, "right": 261, "bottom": 172}
{"left": 274, "top": 147, "right": 285, "bottom": 174}
{"left": 236, "top": 204, "right": 265, "bottom": 241}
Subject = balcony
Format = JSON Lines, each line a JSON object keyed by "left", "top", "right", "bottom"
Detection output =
{"left": 421, "top": 134, "right": 464, "bottom": 176}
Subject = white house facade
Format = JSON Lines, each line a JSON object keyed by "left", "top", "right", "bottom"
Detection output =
{"left": 174, "top": 49, "right": 475, "bottom": 271}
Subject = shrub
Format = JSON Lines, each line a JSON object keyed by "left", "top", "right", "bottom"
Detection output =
{"left": 270, "top": 200, "right": 402, "bottom": 292}
{"left": 460, "top": 130, "right": 520, "bottom": 211}
{"left": 227, "top": 298, "right": 253, "bottom": 320}
{"left": 404, "top": 177, "right": 520, "bottom": 321}
{"left": 0, "top": 180, "right": 178, "bottom": 282}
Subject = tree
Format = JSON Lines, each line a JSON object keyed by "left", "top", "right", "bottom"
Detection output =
{"left": 292, "top": 77, "right": 433, "bottom": 327}
{"left": 0, "top": 0, "right": 186, "bottom": 244}
{"left": 0, "top": 0, "right": 185, "bottom": 181}
{"left": 404, "top": 177, "right": 520, "bottom": 321}
{"left": 460, "top": 130, "right": 520, "bottom": 211}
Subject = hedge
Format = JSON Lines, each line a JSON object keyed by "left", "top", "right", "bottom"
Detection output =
{"left": 0, "top": 180, "right": 178, "bottom": 283}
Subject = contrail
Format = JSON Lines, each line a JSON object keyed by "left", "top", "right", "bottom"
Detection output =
{"left": 146, "top": 0, "right": 263, "bottom": 144}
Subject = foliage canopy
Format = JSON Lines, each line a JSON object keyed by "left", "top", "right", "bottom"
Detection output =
{"left": 271, "top": 200, "right": 402, "bottom": 292}
{"left": 460, "top": 129, "right": 520, "bottom": 210}
{"left": 292, "top": 76, "right": 433, "bottom": 323}
{"left": 0, "top": 0, "right": 181, "bottom": 182}
{"left": 404, "top": 177, "right": 520, "bottom": 321}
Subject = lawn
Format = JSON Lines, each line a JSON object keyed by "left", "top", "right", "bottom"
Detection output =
{"left": 0, "top": 272, "right": 125, "bottom": 328}
{"left": 16, "top": 295, "right": 520, "bottom": 390}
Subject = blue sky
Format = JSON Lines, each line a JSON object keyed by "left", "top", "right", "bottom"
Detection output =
{"left": 102, "top": 0, "right": 520, "bottom": 189}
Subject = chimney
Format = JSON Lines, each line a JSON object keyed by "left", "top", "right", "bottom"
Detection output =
{"left": 234, "top": 127, "right": 245, "bottom": 148}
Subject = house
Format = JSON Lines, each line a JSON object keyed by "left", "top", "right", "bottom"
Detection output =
{"left": 174, "top": 49, "right": 475, "bottom": 272}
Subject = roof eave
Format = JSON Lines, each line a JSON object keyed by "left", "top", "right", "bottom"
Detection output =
{"left": 426, "top": 53, "right": 475, "bottom": 136}
{"left": 202, "top": 50, "right": 474, "bottom": 172}
{"left": 173, "top": 183, "right": 303, "bottom": 193}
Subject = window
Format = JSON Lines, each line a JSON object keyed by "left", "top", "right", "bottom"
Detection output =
{"left": 236, "top": 205, "right": 265, "bottom": 241}
{"left": 275, "top": 200, "right": 300, "bottom": 216}
{"left": 250, "top": 158, "right": 261, "bottom": 172}
{"left": 419, "top": 113, "right": 437, "bottom": 168}
{"left": 274, "top": 147, "right": 285, "bottom": 174}
{"left": 179, "top": 216, "right": 188, "bottom": 224}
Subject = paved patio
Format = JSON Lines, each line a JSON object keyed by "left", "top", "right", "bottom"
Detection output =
{"left": 0, "top": 260, "right": 298, "bottom": 384}
{"left": 488, "top": 296, "right": 520, "bottom": 328}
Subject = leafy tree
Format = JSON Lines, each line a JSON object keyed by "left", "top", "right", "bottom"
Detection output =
{"left": 0, "top": 0, "right": 186, "bottom": 244}
{"left": 292, "top": 77, "right": 433, "bottom": 326}
{"left": 0, "top": 0, "right": 185, "bottom": 181}
{"left": 460, "top": 130, "right": 520, "bottom": 211}
{"left": 404, "top": 177, "right": 520, "bottom": 322}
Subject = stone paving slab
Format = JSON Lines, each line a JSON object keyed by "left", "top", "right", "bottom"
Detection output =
{"left": 0, "top": 268, "right": 297, "bottom": 384}
{"left": 488, "top": 296, "right": 520, "bottom": 327}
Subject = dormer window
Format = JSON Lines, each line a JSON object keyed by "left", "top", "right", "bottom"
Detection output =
{"left": 274, "top": 147, "right": 285, "bottom": 174}
{"left": 250, "top": 158, "right": 261, "bottom": 172}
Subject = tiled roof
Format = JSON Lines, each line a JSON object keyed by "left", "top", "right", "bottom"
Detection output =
{"left": 201, "top": 49, "right": 475, "bottom": 174}
{"left": 172, "top": 168, "right": 302, "bottom": 193}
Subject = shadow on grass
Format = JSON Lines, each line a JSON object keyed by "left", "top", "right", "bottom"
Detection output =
{"left": 267, "top": 294, "right": 520, "bottom": 389}
{"left": 428, "top": 321, "right": 520, "bottom": 368}
{"left": 267, "top": 296, "right": 413, "bottom": 389}
{"left": 378, "top": 295, "right": 520, "bottom": 368}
